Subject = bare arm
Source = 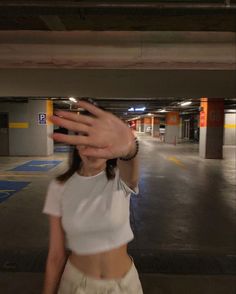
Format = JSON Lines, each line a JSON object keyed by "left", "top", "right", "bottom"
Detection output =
{"left": 42, "top": 216, "right": 68, "bottom": 294}
{"left": 117, "top": 131, "right": 139, "bottom": 190}
{"left": 50, "top": 100, "right": 140, "bottom": 188}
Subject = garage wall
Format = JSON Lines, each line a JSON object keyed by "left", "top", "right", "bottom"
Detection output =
{"left": 0, "top": 100, "right": 53, "bottom": 156}
{"left": 224, "top": 113, "right": 236, "bottom": 145}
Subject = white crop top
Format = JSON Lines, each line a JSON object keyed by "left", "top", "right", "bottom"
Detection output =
{"left": 42, "top": 168, "right": 139, "bottom": 255}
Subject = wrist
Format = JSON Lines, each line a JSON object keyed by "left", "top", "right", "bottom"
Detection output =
{"left": 119, "top": 136, "right": 139, "bottom": 161}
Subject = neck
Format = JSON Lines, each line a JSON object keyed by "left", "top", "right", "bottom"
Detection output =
{"left": 79, "top": 164, "right": 106, "bottom": 177}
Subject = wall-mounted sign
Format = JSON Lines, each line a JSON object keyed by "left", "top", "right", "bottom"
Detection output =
{"left": 38, "top": 113, "right": 47, "bottom": 125}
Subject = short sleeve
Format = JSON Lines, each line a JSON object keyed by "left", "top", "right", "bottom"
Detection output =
{"left": 42, "top": 180, "right": 63, "bottom": 217}
{"left": 116, "top": 168, "right": 139, "bottom": 196}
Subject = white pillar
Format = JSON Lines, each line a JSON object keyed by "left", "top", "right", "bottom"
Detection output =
{"left": 165, "top": 112, "right": 180, "bottom": 144}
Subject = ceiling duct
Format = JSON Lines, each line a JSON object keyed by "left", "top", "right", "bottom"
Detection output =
{"left": 0, "top": 1, "right": 235, "bottom": 9}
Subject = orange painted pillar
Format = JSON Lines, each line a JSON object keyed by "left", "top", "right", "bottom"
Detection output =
{"left": 152, "top": 117, "right": 160, "bottom": 137}
{"left": 199, "top": 98, "right": 224, "bottom": 158}
{"left": 165, "top": 112, "right": 180, "bottom": 144}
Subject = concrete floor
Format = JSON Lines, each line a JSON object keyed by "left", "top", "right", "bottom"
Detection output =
{"left": 0, "top": 136, "right": 236, "bottom": 293}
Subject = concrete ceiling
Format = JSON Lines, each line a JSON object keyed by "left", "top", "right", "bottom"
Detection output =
{"left": 0, "top": 1, "right": 235, "bottom": 119}
{"left": 0, "top": 1, "right": 236, "bottom": 31}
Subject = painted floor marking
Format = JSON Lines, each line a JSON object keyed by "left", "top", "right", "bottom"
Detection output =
{"left": 9, "top": 160, "right": 62, "bottom": 172}
{"left": 0, "top": 174, "right": 48, "bottom": 177}
{"left": 0, "top": 181, "right": 30, "bottom": 203}
{"left": 28, "top": 164, "right": 56, "bottom": 168}
{"left": 167, "top": 156, "right": 186, "bottom": 169}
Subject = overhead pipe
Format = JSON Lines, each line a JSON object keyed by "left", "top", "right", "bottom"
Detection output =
{"left": 1, "top": 1, "right": 236, "bottom": 9}
{"left": 78, "top": 1, "right": 236, "bottom": 9}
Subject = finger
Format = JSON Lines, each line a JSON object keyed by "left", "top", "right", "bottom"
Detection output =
{"left": 50, "top": 115, "right": 90, "bottom": 134}
{"left": 54, "top": 110, "right": 94, "bottom": 126}
{"left": 51, "top": 133, "right": 91, "bottom": 146}
{"left": 78, "top": 100, "right": 105, "bottom": 118}
{"left": 77, "top": 113, "right": 96, "bottom": 126}
{"left": 79, "top": 146, "right": 111, "bottom": 159}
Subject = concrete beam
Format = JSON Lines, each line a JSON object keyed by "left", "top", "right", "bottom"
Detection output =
{"left": 0, "top": 1, "right": 235, "bottom": 9}
{"left": 0, "top": 31, "right": 235, "bottom": 70}
{"left": 0, "top": 69, "right": 235, "bottom": 98}
{"left": 39, "top": 16, "right": 66, "bottom": 31}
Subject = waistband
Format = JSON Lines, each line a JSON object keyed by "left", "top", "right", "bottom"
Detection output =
{"left": 62, "top": 255, "right": 137, "bottom": 289}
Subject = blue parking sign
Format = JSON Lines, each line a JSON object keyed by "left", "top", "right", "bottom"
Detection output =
{"left": 38, "top": 113, "right": 47, "bottom": 125}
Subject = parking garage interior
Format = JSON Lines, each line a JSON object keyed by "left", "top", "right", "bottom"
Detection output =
{"left": 0, "top": 1, "right": 236, "bottom": 294}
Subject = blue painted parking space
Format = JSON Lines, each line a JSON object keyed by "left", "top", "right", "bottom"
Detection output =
{"left": 10, "top": 160, "right": 62, "bottom": 172}
{"left": 0, "top": 181, "right": 30, "bottom": 203}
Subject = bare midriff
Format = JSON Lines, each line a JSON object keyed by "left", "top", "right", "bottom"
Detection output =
{"left": 69, "top": 244, "right": 132, "bottom": 280}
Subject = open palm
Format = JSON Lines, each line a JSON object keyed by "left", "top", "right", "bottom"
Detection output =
{"left": 50, "top": 100, "right": 135, "bottom": 159}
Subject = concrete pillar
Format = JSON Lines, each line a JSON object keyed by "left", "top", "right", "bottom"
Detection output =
{"left": 165, "top": 112, "right": 180, "bottom": 144}
{"left": 144, "top": 117, "right": 152, "bottom": 134}
{"left": 140, "top": 118, "right": 145, "bottom": 132}
{"left": 199, "top": 98, "right": 224, "bottom": 159}
{"left": 179, "top": 116, "right": 183, "bottom": 139}
{"left": 224, "top": 112, "right": 236, "bottom": 145}
{"left": 136, "top": 119, "right": 141, "bottom": 132}
{"left": 8, "top": 99, "right": 54, "bottom": 156}
{"left": 152, "top": 116, "right": 160, "bottom": 137}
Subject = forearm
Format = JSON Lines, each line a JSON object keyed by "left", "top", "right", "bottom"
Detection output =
{"left": 117, "top": 134, "right": 139, "bottom": 188}
{"left": 117, "top": 156, "right": 139, "bottom": 188}
{"left": 42, "top": 256, "right": 67, "bottom": 294}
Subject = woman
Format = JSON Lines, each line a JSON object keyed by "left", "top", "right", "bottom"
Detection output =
{"left": 42, "top": 99, "right": 143, "bottom": 294}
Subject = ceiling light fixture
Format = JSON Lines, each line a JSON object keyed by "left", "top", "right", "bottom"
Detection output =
{"left": 181, "top": 101, "right": 192, "bottom": 106}
{"left": 128, "top": 107, "right": 146, "bottom": 112}
{"left": 135, "top": 107, "right": 146, "bottom": 112}
{"left": 69, "top": 97, "right": 77, "bottom": 103}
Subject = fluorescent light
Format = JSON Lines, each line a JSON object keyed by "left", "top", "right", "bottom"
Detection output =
{"left": 147, "top": 113, "right": 152, "bottom": 116}
{"left": 135, "top": 107, "right": 146, "bottom": 112}
{"left": 160, "top": 109, "right": 167, "bottom": 113}
{"left": 69, "top": 97, "right": 77, "bottom": 103}
{"left": 128, "top": 107, "right": 146, "bottom": 112}
{"left": 128, "top": 107, "right": 135, "bottom": 112}
{"left": 181, "top": 101, "right": 192, "bottom": 106}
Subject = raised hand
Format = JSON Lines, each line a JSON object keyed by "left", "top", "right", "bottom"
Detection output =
{"left": 50, "top": 100, "right": 135, "bottom": 159}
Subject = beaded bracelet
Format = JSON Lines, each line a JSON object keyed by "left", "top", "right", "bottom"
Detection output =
{"left": 119, "top": 137, "right": 139, "bottom": 161}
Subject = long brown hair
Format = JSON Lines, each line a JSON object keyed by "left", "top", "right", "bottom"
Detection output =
{"left": 56, "top": 146, "right": 117, "bottom": 183}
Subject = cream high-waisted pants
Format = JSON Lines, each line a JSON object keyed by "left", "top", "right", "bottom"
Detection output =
{"left": 58, "top": 257, "right": 143, "bottom": 294}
